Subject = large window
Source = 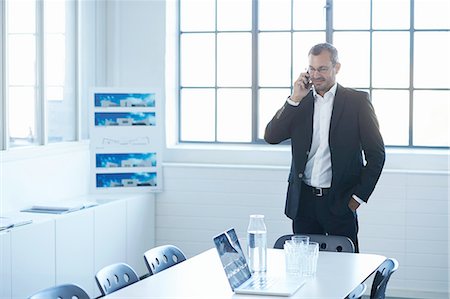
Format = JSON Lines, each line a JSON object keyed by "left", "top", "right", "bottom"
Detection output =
{"left": 2, "top": 0, "right": 77, "bottom": 149}
{"left": 178, "top": 0, "right": 450, "bottom": 147}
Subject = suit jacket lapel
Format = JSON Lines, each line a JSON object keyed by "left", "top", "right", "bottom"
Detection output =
{"left": 330, "top": 84, "right": 346, "bottom": 136}
{"left": 303, "top": 92, "right": 315, "bottom": 146}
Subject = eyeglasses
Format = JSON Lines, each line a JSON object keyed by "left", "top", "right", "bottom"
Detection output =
{"left": 307, "top": 64, "right": 334, "bottom": 74}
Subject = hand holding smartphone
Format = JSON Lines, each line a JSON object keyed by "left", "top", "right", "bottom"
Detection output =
{"left": 303, "top": 71, "right": 312, "bottom": 90}
{"left": 289, "top": 71, "right": 312, "bottom": 103}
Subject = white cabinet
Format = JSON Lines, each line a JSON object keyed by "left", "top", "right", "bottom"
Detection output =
{"left": 93, "top": 199, "right": 127, "bottom": 298}
{"left": 94, "top": 199, "right": 127, "bottom": 268}
{"left": 11, "top": 220, "right": 55, "bottom": 299}
{"left": 55, "top": 208, "right": 95, "bottom": 297}
{"left": 0, "top": 232, "right": 12, "bottom": 299}
{"left": 126, "top": 195, "right": 155, "bottom": 276}
{"left": 2, "top": 195, "right": 155, "bottom": 299}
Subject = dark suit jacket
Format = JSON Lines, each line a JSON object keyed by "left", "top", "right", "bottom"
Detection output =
{"left": 264, "top": 84, "right": 385, "bottom": 219}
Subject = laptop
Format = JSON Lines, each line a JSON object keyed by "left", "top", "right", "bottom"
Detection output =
{"left": 213, "top": 228, "right": 306, "bottom": 296}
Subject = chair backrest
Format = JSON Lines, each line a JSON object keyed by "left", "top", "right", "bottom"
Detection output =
{"left": 370, "top": 258, "right": 399, "bottom": 299}
{"left": 346, "top": 280, "right": 367, "bottom": 299}
{"left": 28, "top": 283, "right": 90, "bottom": 299}
{"left": 273, "top": 233, "right": 355, "bottom": 253}
{"left": 143, "top": 245, "right": 187, "bottom": 275}
{"left": 95, "top": 262, "right": 139, "bottom": 296}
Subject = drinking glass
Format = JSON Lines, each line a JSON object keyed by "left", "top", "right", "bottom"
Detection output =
{"left": 301, "top": 241, "right": 319, "bottom": 277}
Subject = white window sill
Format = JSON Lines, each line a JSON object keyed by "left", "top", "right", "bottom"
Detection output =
{"left": 164, "top": 143, "right": 450, "bottom": 173}
{"left": 0, "top": 140, "right": 90, "bottom": 162}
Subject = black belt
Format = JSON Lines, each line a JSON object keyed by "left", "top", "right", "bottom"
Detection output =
{"left": 304, "top": 184, "right": 330, "bottom": 197}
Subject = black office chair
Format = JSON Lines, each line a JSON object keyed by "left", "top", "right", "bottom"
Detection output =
{"left": 274, "top": 233, "right": 355, "bottom": 253}
{"left": 370, "top": 258, "right": 399, "bottom": 299}
{"left": 95, "top": 262, "right": 139, "bottom": 296}
{"left": 28, "top": 283, "right": 90, "bottom": 299}
{"left": 346, "top": 281, "right": 367, "bottom": 299}
{"left": 143, "top": 244, "right": 187, "bottom": 276}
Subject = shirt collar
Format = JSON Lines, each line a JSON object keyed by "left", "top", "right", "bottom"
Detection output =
{"left": 313, "top": 83, "right": 338, "bottom": 100}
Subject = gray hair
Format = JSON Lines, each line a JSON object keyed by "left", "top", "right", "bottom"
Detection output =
{"left": 308, "top": 43, "right": 339, "bottom": 65}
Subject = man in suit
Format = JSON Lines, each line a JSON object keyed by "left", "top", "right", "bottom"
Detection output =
{"left": 264, "top": 43, "right": 385, "bottom": 252}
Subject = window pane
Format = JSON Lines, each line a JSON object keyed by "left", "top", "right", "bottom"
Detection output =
{"left": 45, "top": 0, "right": 76, "bottom": 143}
{"left": 372, "top": 0, "right": 410, "bottom": 29}
{"left": 372, "top": 32, "right": 410, "bottom": 88}
{"left": 180, "top": 33, "right": 215, "bottom": 87}
{"left": 47, "top": 100, "right": 76, "bottom": 143}
{"left": 415, "top": 0, "right": 450, "bottom": 29}
{"left": 258, "top": 88, "right": 290, "bottom": 139}
{"left": 217, "top": 89, "right": 252, "bottom": 142}
{"left": 7, "top": 0, "right": 36, "bottom": 33}
{"left": 45, "top": 34, "right": 65, "bottom": 86}
{"left": 217, "top": 33, "right": 252, "bottom": 87}
{"left": 8, "top": 35, "right": 36, "bottom": 85}
{"left": 333, "top": 32, "right": 370, "bottom": 88}
{"left": 293, "top": 32, "right": 326, "bottom": 78}
{"left": 413, "top": 90, "right": 450, "bottom": 147}
{"left": 293, "top": 0, "right": 326, "bottom": 30}
{"left": 259, "top": 0, "right": 291, "bottom": 31}
{"left": 180, "top": 0, "right": 215, "bottom": 31}
{"left": 259, "top": 32, "right": 291, "bottom": 87}
{"left": 44, "top": 0, "right": 65, "bottom": 33}
{"left": 8, "top": 87, "right": 37, "bottom": 145}
{"left": 180, "top": 88, "right": 216, "bottom": 141}
{"left": 7, "top": 36, "right": 35, "bottom": 147}
{"left": 46, "top": 87, "right": 64, "bottom": 101}
{"left": 333, "top": 0, "right": 370, "bottom": 29}
{"left": 414, "top": 32, "right": 450, "bottom": 88}
{"left": 372, "top": 90, "right": 409, "bottom": 146}
{"left": 217, "top": 0, "right": 252, "bottom": 31}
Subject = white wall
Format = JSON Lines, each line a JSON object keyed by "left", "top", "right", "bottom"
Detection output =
{"left": 103, "top": 0, "right": 166, "bottom": 89}
{"left": 0, "top": 143, "right": 90, "bottom": 213}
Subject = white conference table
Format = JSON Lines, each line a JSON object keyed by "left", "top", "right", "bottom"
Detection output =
{"left": 103, "top": 248, "right": 386, "bottom": 299}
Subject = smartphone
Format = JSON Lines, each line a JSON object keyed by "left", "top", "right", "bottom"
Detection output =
{"left": 303, "top": 72, "right": 312, "bottom": 89}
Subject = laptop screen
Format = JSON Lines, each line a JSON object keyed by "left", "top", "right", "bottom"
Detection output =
{"left": 213, "top": 228, "right": 252, "bottom": 290}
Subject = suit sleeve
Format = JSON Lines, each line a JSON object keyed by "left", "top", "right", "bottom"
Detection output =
{"left": 264, "top": 101, "right": 302, "bottom": 144}
{"left": 354, "top": 93, "right": 385, "bottom": 202}
{"left": 264, "top": 101, "right": 291, "bottom": 144}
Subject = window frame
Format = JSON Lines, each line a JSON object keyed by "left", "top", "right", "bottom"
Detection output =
{"left": 177, "top": 0, "right": 449, "bottom": 149}
{"left": 1, "top": 0, "right": 81, "bottom": 151}
{"left": 0, "top": 0, "right": 5, "bottom": 150}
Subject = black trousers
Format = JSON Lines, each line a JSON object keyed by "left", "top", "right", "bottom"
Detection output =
{"left": 292, "top": 181, "right": 360, "bottom": 253}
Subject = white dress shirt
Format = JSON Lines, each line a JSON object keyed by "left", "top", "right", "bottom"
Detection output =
{"left": 304, "top": 84, "right": 335, "bottom": 188}
{"left": 287, "top": 84, "right": 364, "bottom": 204}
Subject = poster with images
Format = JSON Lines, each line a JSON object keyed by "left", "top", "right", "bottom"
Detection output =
{"left": 90, "top": 89, "right": 163, "bottom": 192}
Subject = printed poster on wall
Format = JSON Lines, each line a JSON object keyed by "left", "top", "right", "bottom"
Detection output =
{"left": 90, "top": 88, "right": 163, "bottom": 193}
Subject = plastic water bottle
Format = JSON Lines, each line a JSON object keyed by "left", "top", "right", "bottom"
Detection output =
{"left": 247, "top": 214, "right": 267, "bottom": 272}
